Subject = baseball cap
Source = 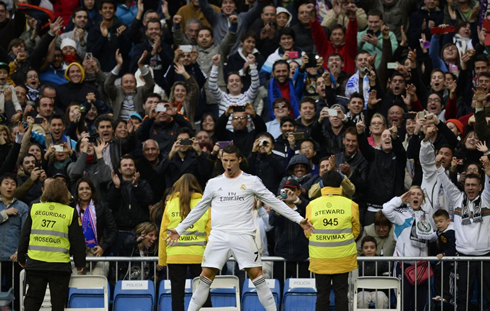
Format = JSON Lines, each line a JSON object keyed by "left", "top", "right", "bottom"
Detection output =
{"left": 283, "top": 179, "right": 300, "bottom": 190}
{"left": 129, "top": 112, "right": 143, "bottom": 121}
{"left": 0, "top": 62, "right": 8, "bottom": 72}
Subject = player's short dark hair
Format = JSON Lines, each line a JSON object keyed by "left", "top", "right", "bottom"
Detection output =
{"left": 433, "top": 209, "right": 450, "bottom": 220}
{"left": 222, "top": 145, "right": 241, "bottom": 158}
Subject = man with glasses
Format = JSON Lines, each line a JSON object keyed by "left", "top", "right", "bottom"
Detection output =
{"left": 266, "top": 98, "right": 291, "bottom": 139}
{"left": 215, "top": 103, "right": 266, "bottom": 157}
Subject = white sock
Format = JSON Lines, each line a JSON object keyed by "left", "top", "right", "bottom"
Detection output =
{"left": 187, "top": 276, "right": 212, "bottom": 311}
{"left": 253, "top": 275, "right": 276, "bottom": 311}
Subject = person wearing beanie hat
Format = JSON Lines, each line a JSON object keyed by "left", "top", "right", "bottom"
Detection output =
{"left": 57, "top": 62, "right": 103, "bottom": 114}
{"left": 59, "top": 38, "right": 80, "bottom": 67}
{"left": 446, "top": 119, "right": 465, "bottom": 140}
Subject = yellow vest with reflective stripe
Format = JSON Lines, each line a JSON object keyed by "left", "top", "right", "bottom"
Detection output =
{"left": 165, "top": 193, "right": 210, "bottom": 264}
{"left": 308, "top": 194, "right": 357, "bottom": 274}
{"left": 28, "top": 202, "right": 73, "bottom": 263}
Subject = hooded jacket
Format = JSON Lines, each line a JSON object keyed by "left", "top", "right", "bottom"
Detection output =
{"left": 277, "top": 154, "right": 312, "bottom": 193}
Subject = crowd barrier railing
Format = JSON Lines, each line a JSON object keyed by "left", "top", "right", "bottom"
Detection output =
{"left": 2, "top": 256, "right": 490, "bottom": 310}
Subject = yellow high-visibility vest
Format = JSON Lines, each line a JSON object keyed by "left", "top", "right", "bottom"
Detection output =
{"left": 28, "top": 202, "right": 73, "bottom": 263}
{"left": 307, "top": 187, "right": 359, "bottom": 274}
{"left": 159, "top": 192, "right": 210, "bottom": 265}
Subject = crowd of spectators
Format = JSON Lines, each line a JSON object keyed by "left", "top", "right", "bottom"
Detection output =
{"left": 2, "top": 0, "right": 490, "bottom": 308}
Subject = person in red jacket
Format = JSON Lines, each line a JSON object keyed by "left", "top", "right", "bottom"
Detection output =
{"left": 309, "top": 3, "right": 358, "bottom": 75}
{"left": 52, "top": 0, "right": 79, "bottom": 27}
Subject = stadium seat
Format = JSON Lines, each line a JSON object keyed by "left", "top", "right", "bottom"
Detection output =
{"left": 66, "top": 275, "right": 110, "bottom": 311}
{"left": 192, "top": 275, "right": 240, "bottom": 310}
{"left": 353, "top": 277, "right": 401, "bottom": 311}
{"left": 158, "top": 279, "right": 193, "bottom": 310}
{"left": 113, "top": 280, "right": 155, "bottom": 311}
{"left": 282, "top": 278, "right": 317, "bottom": 311}
{"left": 241, "top": 278, "right": 280, "bottom": 311}
{"left": 0, "top": 287, "right": 14, "bottom": 307}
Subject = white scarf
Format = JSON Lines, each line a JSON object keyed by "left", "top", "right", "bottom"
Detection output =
{"left": 345, "top": 71, "right": 370, "bottom": 108}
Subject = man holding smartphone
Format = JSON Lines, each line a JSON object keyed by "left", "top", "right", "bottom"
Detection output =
{"left": 160, "top": 127, "right": 211, "bottom": 189}
{"left": 215, "top": 103, "right": 266, "bottom": 158}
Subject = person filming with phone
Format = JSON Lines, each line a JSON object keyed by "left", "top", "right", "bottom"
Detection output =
{"left": 215, "top": 103, "right": 266, "bottom": 158}
{"left": 135, "top": 100, "right": 193, "bottom": 154}
{"left": 160, "top": 127, "right": 211, "bottom": 189}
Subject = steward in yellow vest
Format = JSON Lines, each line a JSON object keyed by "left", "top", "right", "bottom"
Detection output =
{"left": 305, "top": 171, "right": 360, "bottom": 311}
{"left": 17, "top": 180, "right": 86, "bottom": 311}
{"left": 159, "top": 192, "right": 211, "bottom": 265}
{"left": 158, "top": 174, "right": 213, "bottom": 310}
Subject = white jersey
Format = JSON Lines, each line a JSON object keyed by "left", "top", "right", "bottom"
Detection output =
{"left": 175, "top": 172, "right": 304, "bottom": 235}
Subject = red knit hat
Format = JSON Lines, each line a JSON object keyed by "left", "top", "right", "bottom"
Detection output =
{"left": 446, "top": 119, "right": 465, "bottom": 138}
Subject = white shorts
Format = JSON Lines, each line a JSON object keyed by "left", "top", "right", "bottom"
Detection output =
{"left": 202, "top": 230, "right": 262, "bottom": 270}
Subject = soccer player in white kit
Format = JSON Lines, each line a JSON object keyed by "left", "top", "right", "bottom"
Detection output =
{"left": 166, "top": 145, "right": 314, "bottom": 311}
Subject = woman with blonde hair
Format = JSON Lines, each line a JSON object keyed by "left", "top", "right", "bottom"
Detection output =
{"left": 159, "top": 173, "right": 212, "bottom": 311}
{"left": 382, "top": 185, "right": 437, "bottom": 311}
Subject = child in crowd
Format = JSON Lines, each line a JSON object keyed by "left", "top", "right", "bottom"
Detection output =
{"left": 357, "top": 236, "right": 389, "bottom": 309}
{"left": 432, "top": 209, "right": 456, "bottom": 303}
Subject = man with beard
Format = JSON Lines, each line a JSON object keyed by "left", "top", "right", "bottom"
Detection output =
{"left": 129, "top": 19, "right": 173, "bottom": 90}
{"left": 356, "top": 117, "right": 406, "bottom": 225}
{"left": 58, "top": 8, "right": 90, "bottom": 58}
{"left": 266, "top": 60, "right": 301, "bottom": 119}
{"left": 15, "top": 154, "right": 46, "bottom": 206}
